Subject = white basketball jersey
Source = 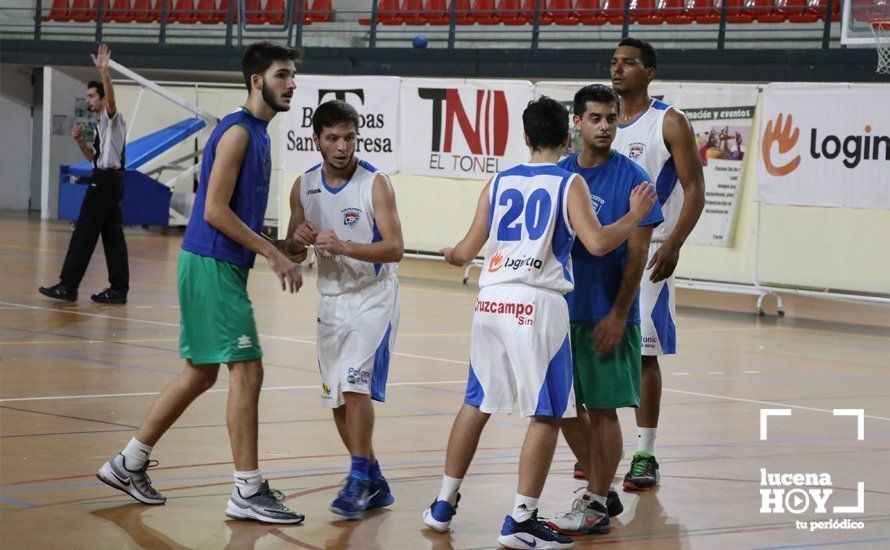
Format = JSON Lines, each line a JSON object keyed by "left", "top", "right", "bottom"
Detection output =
{"left": 613, "top": 99, "right": 683, "bottom": 242}
{"left": 478, "top": 163, "right": 576, "bottom": 295}
{"left": 300, "top": 159, "right": 396, "bottom": 296}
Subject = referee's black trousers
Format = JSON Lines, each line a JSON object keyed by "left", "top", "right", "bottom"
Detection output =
{"left": 60, "top": 169, "right": 129, "bottom": 292}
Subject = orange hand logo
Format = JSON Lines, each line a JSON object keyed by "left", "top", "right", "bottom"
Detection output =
{"left": 488, "top": 251, "right": 505, "bottom": 272}
{"left": 762, "top": 113, "right": 801, "bottom": 177}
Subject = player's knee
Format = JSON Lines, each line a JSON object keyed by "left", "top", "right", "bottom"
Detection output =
{"left": 588, "top": 408, "right": 618, "bottom": 423}
{"left": 184, "top": 368, "right": 219, "bottom": 393}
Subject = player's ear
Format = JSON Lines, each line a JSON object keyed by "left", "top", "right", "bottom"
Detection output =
{"left": 572, "top": 114, "right": 581, "bottom": 127}
{"left": 523, "top": 133, "right": 531, "bottom": 147}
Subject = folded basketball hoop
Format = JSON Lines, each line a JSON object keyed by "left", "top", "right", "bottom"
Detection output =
{"left": 871, "top": 19, "right": 890, "bottom": 74}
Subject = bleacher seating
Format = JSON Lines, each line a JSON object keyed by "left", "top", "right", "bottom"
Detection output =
{"left": 35, "top": 0, "right": 845, "bottom": 26}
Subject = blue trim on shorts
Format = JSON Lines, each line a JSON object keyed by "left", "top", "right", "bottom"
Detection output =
{"left": 652, "top": 283, "right": 677, "bottom": 354}
{"left": 371, "top": 323, "right": 392, "bottom": 402}
{"left": 534, "top": 336, "right": 573, "bottom": 417}
{"left": 464, "top": 363, "right": 484, "bottom": 407}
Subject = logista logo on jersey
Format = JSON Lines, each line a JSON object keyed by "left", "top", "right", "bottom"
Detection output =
{"left": 418, "top": 87, "right": 509, "bottom": 176}
{"left": 488, "top": 251, "right": 544, "bottom": 273}
{"left": 761, "top": 113, "right": 888, "bottom": 176}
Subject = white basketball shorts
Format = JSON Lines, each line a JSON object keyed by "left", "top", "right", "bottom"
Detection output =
{"left": 640, "top": 241, "right": 677, "bottom": 356}
{"left": 316, "top": 274, "right": 400, "bottom": 408}
{"left": 465, "top": 284, "right": 576, "bottom": 419}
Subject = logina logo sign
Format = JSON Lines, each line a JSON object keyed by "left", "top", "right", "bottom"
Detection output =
{"left": 418, "top": 87, "right": 510, "bottom": 175}
{"left": 761, "top": 112, "right": 888, "bottom": 177}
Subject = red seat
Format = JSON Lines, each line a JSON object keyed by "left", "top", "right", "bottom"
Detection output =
{"left": 169, "top": 0, "right": 196, "bottom": 23}
{"left": 402, "top": 0, "right": 428, "bottom": 23}
{"left": 472, "top": 0, "right": 500, "bottom": 23}
{"left": 660, "top": 0, "right": 690, "bottom": 23}
{"left": 812, "top": 0, "right": 840, "bottom": 22}
{"left": 128, "top": 0, "right": 156, "bottom": 21}
{"left": 194, "top": 0, "right": 216, "bottom": 22}
{"left": 601, "top": 0, "right": 627, "bottom": 24}
{"left": 550, "top": 0, "right": 579, "bottom": 24}
{"left": 43, "top": 0, "right": 72, "bottom": 21}
{"left": 360, "top": 0, "right": 402, "bottom": 24}
{"left": 267, "top": 0, "right": 310, "bottom": 24}
{"left": 576, "top": 0, "right": 606, "bottom": 24}
{"left": 454, "top": 0, "right": 476, "bottom": 23}
{"left": 688, "top": 0, "right": 718, "bottom": 23}
{"left": 307, "top": 0, "right": 333, "bottom": 21}
{"left": 779, "top": 0, "right": 818, "bottom": 22}
{"left": 723, "top": 0, "right": 754, "bottom": 22}
{"left": 522, "top": 0, "right": 553, "bottom": 24}
{"left": 106, "top": 0, "right": 133, "bottom": 21}
{"left": 748, "top": 0, "right": 785, "bottom": 22}
{"left": 69, "top": 0, "right": 92, "bottom": 21}
{"left": 424, "top": 0, "right": 451, "bottom": 24}
{"left": 499, "top": 0, "right": 525, "bottom": 24}
{"left": 634, "top": 0, "right": 663, "bottom": 23}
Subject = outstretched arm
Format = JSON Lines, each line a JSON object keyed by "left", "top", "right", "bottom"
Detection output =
{"left": 441, "top": 180, "right": 492, "bottom": 267}
{"left": 568, "top": 175, "right": 656, "bottom": 257}
{"left": 315, "top": 173, "right": 405, "bottom": 264}
{"left": 649, "top": 108, "right": 705, "bottom": 282}
{"left": 91, "top": 44, "right": 117, "bottom": 118}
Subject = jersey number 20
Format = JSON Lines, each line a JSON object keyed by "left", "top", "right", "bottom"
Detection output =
{"left": 497, "top": 188, "right": 552, "bottom": 242}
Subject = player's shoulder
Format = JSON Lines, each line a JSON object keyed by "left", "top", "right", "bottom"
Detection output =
{"left": 556, "top": 153, "right": 579, "bottom": 171}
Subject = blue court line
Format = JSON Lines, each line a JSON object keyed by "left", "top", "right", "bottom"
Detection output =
{"left": 753, "top": 537, "right": 890, "bottom": 549}
{"left": 0, "top": 495, "right": 38, "bottom": 508}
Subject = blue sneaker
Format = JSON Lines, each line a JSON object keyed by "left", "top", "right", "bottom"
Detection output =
{"left": 330, "top": 475, "right": 370, "bottom": 520}
{"left": 497, "top": 510, "right": 574, "bottom": 549}
{"left": 422, "top": 492, "right": 460, "bottom": 533}
{"left": 366, "top": 474, "right": 395, "bottom": 509}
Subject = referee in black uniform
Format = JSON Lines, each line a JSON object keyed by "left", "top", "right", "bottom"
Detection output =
{"left": 40, "top": 44, "right": 129, "bottom": 304}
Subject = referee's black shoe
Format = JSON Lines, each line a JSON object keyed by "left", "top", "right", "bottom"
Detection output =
{"left": 39, "top": 283, "right": 77, "bottom": 302}
{"left": 92, "top": 288, "right": 127, "bottom": 304}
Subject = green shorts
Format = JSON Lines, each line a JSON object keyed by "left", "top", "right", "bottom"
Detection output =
{"left": 571, "top": 321, "right": 641, "bottom": 410}
{"left": 178, "top": 250, "right": 262, "bottom": 365}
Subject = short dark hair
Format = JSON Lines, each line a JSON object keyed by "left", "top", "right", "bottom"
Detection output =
{"left": 618, "top": 37, "right": 657, "bottom": 70}
{"left": 523, "top": 96, "right": 568, "bottom": 151}
{"left": 241, "top": 41, "right": 302, "bottom": 92}
{"left": 87, "top": 80, "right": 104, "bottom": 99}
{"left": 312, "top": 100, "right": 360, "bottom": 135}
{"left": 573, "top": 84, "right": 621, "bottom": 117}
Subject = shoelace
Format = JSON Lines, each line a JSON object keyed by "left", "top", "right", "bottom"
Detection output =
{"left": 138, "top": 460, "right": 160, "bottom": 493}
{"left": 630, "top": 455, "right": 649, "bottom": 477}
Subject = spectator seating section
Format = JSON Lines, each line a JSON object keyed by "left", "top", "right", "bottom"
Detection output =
{"left": 37, "top": 0, "right": 848, "bottom": 25}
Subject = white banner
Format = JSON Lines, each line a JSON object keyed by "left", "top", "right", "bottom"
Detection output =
{"left": 758, "top": 83, "right": 890, "bottom": 210}
{"left": 398, "top": 78, "right": 534, "bottom": 180}
{"left": 280, "top": 75, "right": 400, "bottom": 174}
{"left": 535, "top": 82, "right": 758, "bottom": 247}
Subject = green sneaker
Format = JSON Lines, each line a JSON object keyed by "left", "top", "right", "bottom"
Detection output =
{"left": 623, "top": 451, "right": 659, "bottom": 491}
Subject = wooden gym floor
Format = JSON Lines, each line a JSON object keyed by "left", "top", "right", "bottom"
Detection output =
{"left": 1, "top": 212, "right": 888, "bottom": 549}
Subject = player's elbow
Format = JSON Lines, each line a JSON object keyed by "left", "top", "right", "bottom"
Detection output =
{"left": 583, "top": 238, "right": 609, "bottom": 257}
{"left": 391, "top": 241, "right": 404, "bottom": 263}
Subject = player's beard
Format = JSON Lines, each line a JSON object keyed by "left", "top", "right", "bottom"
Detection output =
{"left": 321, "top": 148, "right": 355, "bottom": 171}
{"left": 261, "top": 80, "right": 290, "bottom": 112}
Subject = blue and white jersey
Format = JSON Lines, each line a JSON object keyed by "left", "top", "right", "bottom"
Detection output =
{"left": 478, "top": 163, "right": 576, "bottom": 295}
{"left": 300, "top": 159, "right": 396, "bottom": 296}
{"left": 613, "top": 99, "right": 682, "bottom": 243}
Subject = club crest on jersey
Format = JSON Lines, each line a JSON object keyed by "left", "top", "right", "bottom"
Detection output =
{"left": 628, "top": 142, "right": 646, "bottom": 160}
{"left": 342, "top": 208, "right": 362, "bottom": 228}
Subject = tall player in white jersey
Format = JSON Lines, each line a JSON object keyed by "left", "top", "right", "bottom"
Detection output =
{"left": 610, "top": 38, "right": 705, "bottom": 490}
{"left": 285, "top": 100, "right": 403, "bottom": 520}
{"left": 423, "top": 97, "right": 656, "bottom": 550}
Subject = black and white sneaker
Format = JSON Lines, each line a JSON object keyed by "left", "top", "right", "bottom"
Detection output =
{"left": 96, "top": 454, "right": 166, "bottom": 505}
{"left": 225, "top": 481, "right": 305, "bottom": 524}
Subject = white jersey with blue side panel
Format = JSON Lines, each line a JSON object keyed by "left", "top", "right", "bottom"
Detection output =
{"left": 613, "top": 99, "right": 683, "bottom": 243}
{"left": 300, "top": 159, "right": 396, "bottom": 296}
{"left": 478, "top": 163, "right": 576, "bottom": 295}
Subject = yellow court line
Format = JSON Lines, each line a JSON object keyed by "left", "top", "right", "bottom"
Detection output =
{"left": 0, "top": 337, "right": 179, "bottom": 346}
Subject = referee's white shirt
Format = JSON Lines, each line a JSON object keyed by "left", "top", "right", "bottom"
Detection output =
{"left": 95, "top": 106, "right": 126, "bottom": 170}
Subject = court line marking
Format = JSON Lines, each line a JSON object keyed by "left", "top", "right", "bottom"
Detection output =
{"left": 3, "top": 300, "right": 889, "bottom": 422}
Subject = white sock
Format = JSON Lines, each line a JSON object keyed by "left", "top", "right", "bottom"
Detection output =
{"left": 582, "top": 489, "right": 595, "bottom": 502}
{"left": 637, "top": 427, "right": 657, "bottom": 454}
{"left": 511, "top": 494, "right": 538, "bottom": 522}
{"left": 590, "top": 493, "right": 607, "bottom": 508}
{"left": 121, "top": 437, "right": 152, "bottom": 470}
{"left": 234, "top": 469, "right": 263, "bottom": 498}
{"left": 437, "top": 474, "right": 462, "bottom": 506}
